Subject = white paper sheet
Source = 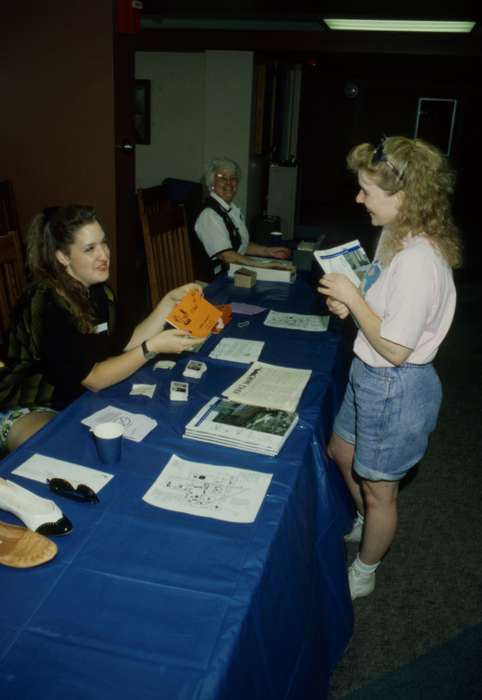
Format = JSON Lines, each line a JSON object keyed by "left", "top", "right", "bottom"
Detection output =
{"left": 143, "top": 454, "right": 272, "bottom": 523}
{"left": 81, "top": 406, "right": 157, "bottom": 442}
{"left": 11, "top": 454, "right": 114, "bottom": 493}
{"left": 263, "top": 310, "right": 329, "bottom": 332}
{"left": 209, "top": 337, "right": 264, "bottom": 364}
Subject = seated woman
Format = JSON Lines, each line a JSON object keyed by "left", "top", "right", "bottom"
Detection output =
{"left": 0, "top": 204, "right": 202, "bottom": 453}
{"left": 194, "top": 157, "right": 291, "bottom": 278}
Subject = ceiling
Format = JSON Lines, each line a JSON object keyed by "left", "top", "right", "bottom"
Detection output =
{"left": 136, "top": 1, "right": 481, "bottom": 57}
{"left": 140, "top": 1, "right": 481, "bottom": 27}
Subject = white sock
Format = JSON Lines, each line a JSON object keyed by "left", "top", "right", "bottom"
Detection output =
{"left": 354, "top": 553, "right": 380, "bottom": 575}
{"left": 354, "top": 511, "right": 365, "bottom": 526}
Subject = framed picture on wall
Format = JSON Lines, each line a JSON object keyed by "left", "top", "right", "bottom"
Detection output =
{"left": 414, "top": 98, "right": 457, "bottom": 156}
{"left": 135, "top": 79, "right": 151, "bottom": 145}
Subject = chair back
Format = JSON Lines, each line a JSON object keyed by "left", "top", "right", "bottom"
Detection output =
{"left": 137, "top": 186, "right": 195, "bottom": 306}
{"left": 0, "top": 180, "right": 20, "bottom": 235}
{"left": 0, "top": 230, "right": 26, "bottom": 349}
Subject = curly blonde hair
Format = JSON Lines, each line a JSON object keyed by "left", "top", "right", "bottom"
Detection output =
{"left": 347, "top": 136, "right": 462, "bottom": 269}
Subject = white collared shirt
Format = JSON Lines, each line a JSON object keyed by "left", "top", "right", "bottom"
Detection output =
{"left": 194, "top": 192, "right": 250, "bottom": 261}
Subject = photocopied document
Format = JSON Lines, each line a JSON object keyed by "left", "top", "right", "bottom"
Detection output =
{"left": 143, "top": 454, "right": 273, "bottom": 523}
{"left": 222, "top": 361, "right": 312, "bottom": 413}
{"left": 209, "top": 337, "right": 264, "bottom": 364}
{"left": 263, "top": 310, "right": 329, "bottom": 332}
{"left": 81, "top": 406, "right": 157, "bottom": 442}
{"left": 12, "top": 453, "right": 114, "bottom": 493}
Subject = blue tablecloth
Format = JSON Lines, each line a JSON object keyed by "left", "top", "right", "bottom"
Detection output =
{"left": 0, "top": 273, "right": 354, "bottom": 700}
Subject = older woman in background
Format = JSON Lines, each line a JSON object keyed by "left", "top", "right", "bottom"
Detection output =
{"left": 195, "top": 157, "right": 290, "bottom": 278}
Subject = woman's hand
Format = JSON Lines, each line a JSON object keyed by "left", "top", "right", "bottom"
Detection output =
{"left": 317, "top": 273, "right": 360, "bottom": 307}
{"left": 326, "top": 298, "right": 350, "bottom": 320}
{"left": 165, "top": 283, "right": 202, "bottom": 305}
{"left": 149, "top": 328, "right": 203, "bottom": 355}
{"left": 268, "top": 246, "right": 291, "bottom": 260}
{"left": 157, "top": 283, "right": 203, "bottom": 316}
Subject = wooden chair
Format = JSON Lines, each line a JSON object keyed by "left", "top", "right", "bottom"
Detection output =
{"left": 0, "top": 229, "right": 26, "bottom": 352}
{"left": 137, "top": 185, "right": 196, "bottom": 307}
{"left": 0, "top": 180, "right": 20, "bottom": 235}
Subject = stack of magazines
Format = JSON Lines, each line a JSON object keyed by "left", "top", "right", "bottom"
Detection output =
{"left": 183, "top": 361, "right": 312, "bottom": 456}
{"left": 183, "top": 396, "right": 298, "bottom": 456}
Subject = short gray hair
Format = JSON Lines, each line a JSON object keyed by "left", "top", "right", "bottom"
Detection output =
{"left": 204, "top": 158, "right": 242, "bottom": 188}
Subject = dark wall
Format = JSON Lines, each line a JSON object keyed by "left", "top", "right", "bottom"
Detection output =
{"left": 0, "top": 0, "right": 117, "bottom": 277}
{"left": 297, "top": 52, "right": 482, "bottom": 246}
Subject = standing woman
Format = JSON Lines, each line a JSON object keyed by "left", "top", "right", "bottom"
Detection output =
{"left": 318, "top": 137, "right": 462, "bottom": 599}
{"left": 195, "top": 157, "right": 290, "bottom": 278}
{"left": 0, "top": 204, "right": 201, "bottom": 452}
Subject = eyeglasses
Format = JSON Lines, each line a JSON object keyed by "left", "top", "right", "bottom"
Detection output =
{"left": 372, "top": 139, "right": 404, "bottom": 183}
{"left": 215, "top": 174, "right": 238, "bottom": 184}
{"left": 48, "top": 478, "right": 99, "bottom": 503}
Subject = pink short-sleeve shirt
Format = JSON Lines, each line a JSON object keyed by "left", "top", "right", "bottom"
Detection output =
{"left": 354, "top": 234, "right": 456, "bottom": 367}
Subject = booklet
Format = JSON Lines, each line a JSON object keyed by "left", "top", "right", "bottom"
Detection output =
{"left": 183, "top": 396, "right": 298, "bottom": 456}
{"left": 313, "top": 239, "right": 370, "bottom": 287}
{"left": 165, "top": 289, "right": 223, "bottom": 338}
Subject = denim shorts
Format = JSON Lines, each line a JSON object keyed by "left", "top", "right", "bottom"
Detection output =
{"left": 333, "top": 357, "right": 442, "bottom": 481}
{"left": 0, "top": 406, "right": 56, "bottom": 450}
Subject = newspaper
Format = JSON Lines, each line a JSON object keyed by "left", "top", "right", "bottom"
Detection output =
{"left": 222, "top": 361, "right": 311, "bottom": 413}
{"left": 313, "top": 239, "right": 370, "bottom": 287}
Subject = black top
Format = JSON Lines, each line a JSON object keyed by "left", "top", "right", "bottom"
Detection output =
{"left": 196, "top": 196, "right": 244, "bottom": 279}
{"left": 0, "top": 282, "right": 131, "bottom": 411}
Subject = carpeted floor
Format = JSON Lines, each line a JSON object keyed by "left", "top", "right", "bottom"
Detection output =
{"left": 327, "top": 276, "right": 482, "bottom": 698}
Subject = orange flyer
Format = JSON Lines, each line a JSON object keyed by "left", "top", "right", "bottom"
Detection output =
{"left": 166, "top": 289, "right": 223, "bottom": 338}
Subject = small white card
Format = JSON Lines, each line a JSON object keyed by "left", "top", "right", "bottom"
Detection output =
{"left": 154, "top": 360, "right": 176, "bottom": 370}
{"left": 130, "top": 383, "right": 156, "bottom": 398}
{"left": 11, "top": 454, "right": 114, "bottom": 493}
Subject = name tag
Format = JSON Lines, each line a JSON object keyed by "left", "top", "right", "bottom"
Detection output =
{"left": 95, "top": 322, "right": 108, "bottom": 334}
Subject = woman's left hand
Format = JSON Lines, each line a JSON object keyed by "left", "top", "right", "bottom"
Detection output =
{"left": 166, "top": 283, "right": 203, "bottom": 304}
{"left": 317, "top": 273, "right": 360, "bottom": 307}
{"left": 268, "top": 247, "right": 291, "bottom": 259}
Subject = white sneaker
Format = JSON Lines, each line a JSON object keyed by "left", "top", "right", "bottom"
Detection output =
{"left": 348, "top": 562, "right": 376, "bottom": 600}
{"left": 344, "top": 515, "right": 363, "bottom": 543}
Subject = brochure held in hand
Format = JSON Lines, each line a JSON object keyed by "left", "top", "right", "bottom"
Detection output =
{"left": 313, "top": 239, "right": 370, "bottom": 287}
{"left": 166, "top": 289, "right": 222, "bottom": 338}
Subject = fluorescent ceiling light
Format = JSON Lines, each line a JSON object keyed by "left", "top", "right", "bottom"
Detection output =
{"left": 323, "top": 19, "right": 476, "bottom": 33}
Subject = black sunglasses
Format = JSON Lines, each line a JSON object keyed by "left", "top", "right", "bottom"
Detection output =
{"left": 372, "top": 139, "right": 405, "bottom": 183}
{"left": 48, "top": 478, "right": 99, "bottom": 503}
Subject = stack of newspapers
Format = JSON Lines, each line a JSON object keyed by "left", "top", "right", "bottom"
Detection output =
{"left": 183, "top": 362, "right": 311, "bottom": 456}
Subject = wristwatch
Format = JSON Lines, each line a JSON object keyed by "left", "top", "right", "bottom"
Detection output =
{"left": 141, "top": 340, "right": 156, "bottom": 361}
